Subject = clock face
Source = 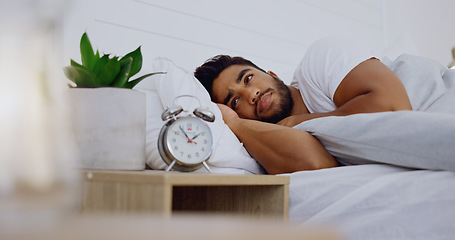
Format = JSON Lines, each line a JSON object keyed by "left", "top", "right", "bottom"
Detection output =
{"left": 164, "top": 117, "right": 213, "bottom": 165}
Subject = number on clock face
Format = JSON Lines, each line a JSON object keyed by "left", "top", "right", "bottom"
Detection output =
{"left": 166, "top": 117, "right": 213, "bottom": 165}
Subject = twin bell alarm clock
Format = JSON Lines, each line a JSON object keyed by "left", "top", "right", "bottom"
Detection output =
{"left": 158, "top": 95, "right": 215, "bottom": 173}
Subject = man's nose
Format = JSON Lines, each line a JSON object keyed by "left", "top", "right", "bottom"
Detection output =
{"left": 248, "top": 88, "right": 261, "bottom": 104}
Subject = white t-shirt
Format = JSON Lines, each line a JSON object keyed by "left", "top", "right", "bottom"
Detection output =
{"left": 291, "top": 36, "right": 376, "bottom": 113}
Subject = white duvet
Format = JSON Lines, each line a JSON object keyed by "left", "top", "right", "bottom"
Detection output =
{"left": 287, "top": 165, "right": 455, "bottom": 240}
{"left": 287, "top": 54, "right": 455, "bottom": 239}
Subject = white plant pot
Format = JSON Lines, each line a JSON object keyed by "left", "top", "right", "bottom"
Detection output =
{"left": 68, "top": 88, "right": 146, "bottom": 170}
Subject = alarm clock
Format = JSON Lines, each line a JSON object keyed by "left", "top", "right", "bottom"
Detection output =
{"left": 158, "top": 95, "right": 215, "bottom": 173}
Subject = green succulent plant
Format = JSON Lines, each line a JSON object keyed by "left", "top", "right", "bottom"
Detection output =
{"left": 63, "top": 32, "right": 163, "bottom": 88}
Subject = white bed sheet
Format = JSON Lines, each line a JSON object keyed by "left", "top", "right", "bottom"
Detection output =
{"left": 285, "top": 165, "right": 455, "bottom": 240}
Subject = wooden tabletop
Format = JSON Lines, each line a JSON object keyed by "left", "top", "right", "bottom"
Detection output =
{"left": 82, "top": 170, "right": 290, "bottom": 186}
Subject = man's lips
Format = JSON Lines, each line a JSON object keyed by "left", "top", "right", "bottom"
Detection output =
{"left": 257, "top": 92, "right": 272, "bottom": 114}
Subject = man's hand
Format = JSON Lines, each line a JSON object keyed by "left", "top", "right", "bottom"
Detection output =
{"left": 216, "top": 104, "right": 239, "bottom": 125}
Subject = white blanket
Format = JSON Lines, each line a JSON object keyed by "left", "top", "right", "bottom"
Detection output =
{"left": 286, "top": 165, "right": 455, "bottom": 240}
{"left": 293, "top": 54, "right": 455, "bottom": 171}
{"left": 288, "top": 55, "right": 455, "bottom": 239}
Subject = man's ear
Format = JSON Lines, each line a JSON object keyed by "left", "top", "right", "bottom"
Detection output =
{"left": 267, "top": 71, "right": 278, "bottom": 78}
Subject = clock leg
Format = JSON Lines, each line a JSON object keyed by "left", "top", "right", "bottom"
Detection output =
{"left": 165, "top": 160, "right": 177, "bottom": 172}
{"left": 202, "top": 161, "right": 211, "bottom": 173}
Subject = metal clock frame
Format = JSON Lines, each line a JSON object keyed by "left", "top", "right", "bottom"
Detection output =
{"left": 158, "top": 95, "right": 215, "bottom": 173}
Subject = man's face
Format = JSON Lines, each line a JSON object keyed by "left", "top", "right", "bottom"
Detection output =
{"left": 212, "top": 64, "right": 293, "bottom": 123}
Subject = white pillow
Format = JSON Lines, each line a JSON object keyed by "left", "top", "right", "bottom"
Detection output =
{"left": 294, "top": 111, "right": 455, "bottom": 171}
{"left": 137, "top": 57, "right": 265, "bottom": 174}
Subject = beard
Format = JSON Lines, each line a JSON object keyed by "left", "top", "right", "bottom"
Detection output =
{"left": 257, "top": 76, "right": 293, "bottom": 124}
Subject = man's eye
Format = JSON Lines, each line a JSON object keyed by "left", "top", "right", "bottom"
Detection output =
{"left": 231, "top": 98, "right": 239, "bottom": 109}
{"left": 245, "top": 75, "right": 252, "bottom": 84}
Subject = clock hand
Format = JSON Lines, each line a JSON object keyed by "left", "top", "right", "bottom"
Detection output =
{"left": 192, "top": 133, "right": 201, "bottom": 140}
{"left": 179, "top": 126, "right": 190, "bottom": 138}
{"left": 179, "top": 126, "right": 196, "bottom": 144}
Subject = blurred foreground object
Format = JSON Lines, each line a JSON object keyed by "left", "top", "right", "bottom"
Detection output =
{"left": 0, "top": 0, "right": 78, "bottom": 233}
{"left": 0, "top": 214, "right": 339, "bottom": 240}
{"left": 449, "top": 47, "right": 455, "bottom": 69}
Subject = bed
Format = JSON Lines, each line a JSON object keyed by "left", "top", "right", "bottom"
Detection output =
{"left": 135, "top": 52, "right": 455, "bottom": 239}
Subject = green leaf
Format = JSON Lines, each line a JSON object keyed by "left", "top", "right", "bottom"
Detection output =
{"left": 125, "top": 72, "right": 166, "bottom": 89}
{"left": 70, "top": 59, "right": 83, "bottom": 68}
{"left": 110, "top": 57, "right": 132, "bottom": 87}
{"left": 80, "top": 33, "right": 96, "bottom": 71}
{"left": 63, "top": 65, "right": 96, "bottom": 87}
{"left": 92, "top": 55, "right": 109, "bottom": 75}
{"left": 93, "top": 55, "right": 121, "bottom": 86}
{"left": 120, "top": 46, "right": 142, "bottom": 78}
{"left": 95, "top": 50, "right": 100, "bottom": 61}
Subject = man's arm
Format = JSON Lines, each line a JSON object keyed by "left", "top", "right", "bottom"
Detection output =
{"left": 278, "top": 58, "right": 412, "bottom": 127}
{"left": 217, "top": 104, "right": 338, "bottom": 174}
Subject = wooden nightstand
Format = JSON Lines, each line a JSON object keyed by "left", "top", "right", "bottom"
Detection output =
{"left": 81, "top": 170, "right": 289, "bottom": 219}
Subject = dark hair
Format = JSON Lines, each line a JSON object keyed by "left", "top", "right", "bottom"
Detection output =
{"left": 194, "top": 55, "right": 265, "bottom": 100}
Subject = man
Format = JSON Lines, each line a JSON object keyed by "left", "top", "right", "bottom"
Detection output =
{"left": 194, "top": 36, "right": 412, "bottom": 174}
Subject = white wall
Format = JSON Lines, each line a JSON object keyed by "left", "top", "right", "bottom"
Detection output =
{"left": 383, "top": 0, "right": 455, "bottom": 67}
{"left": 63, "top": 0, "right": 455, "bottom": 85}
{"left": 63, "top": 0, "right": 383, "bottom": 84}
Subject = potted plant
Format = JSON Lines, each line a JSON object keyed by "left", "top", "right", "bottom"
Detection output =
{"left": 64, "top": 33, "right": 163, "bottom": 170}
